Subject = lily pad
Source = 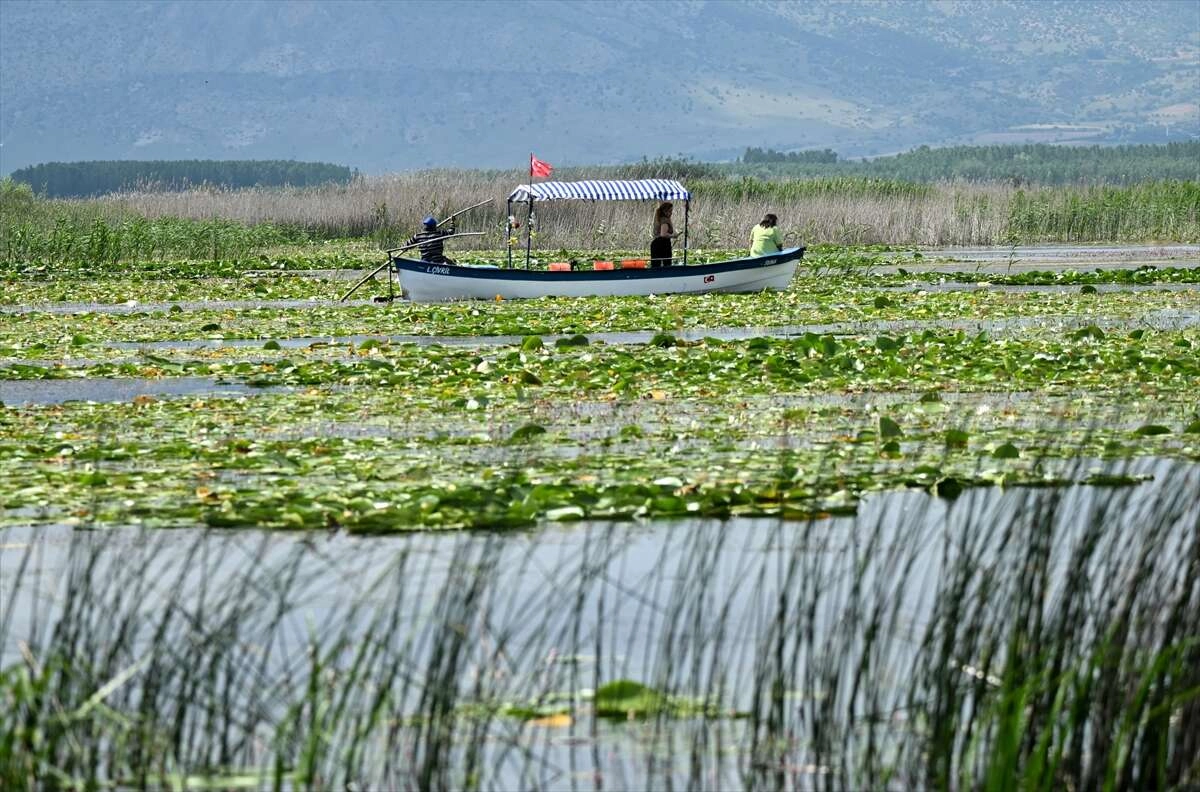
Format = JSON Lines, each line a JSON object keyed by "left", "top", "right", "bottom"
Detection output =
{"left": 944, "top": 429, "right": 970, "bottom": 448}
{"left": 934, "top": 477, "right": 964, "bottom": 499}
{"left": 509, "top": 423, "right": 548, "bottom": 443}
{"left": 554, "top": 334, "right": 589, "bottom": 348}
{"left": 992, "top": 442, "right": 1021, "bottom": 459}
{"left": 879, "top": 416, "right": 903, "bottom": 439}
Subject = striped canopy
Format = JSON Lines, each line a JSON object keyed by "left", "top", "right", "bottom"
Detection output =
{"left": 508, "top": 179, "right": 690, "bottom": 203}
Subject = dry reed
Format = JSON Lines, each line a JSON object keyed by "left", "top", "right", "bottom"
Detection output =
{"left": 85, "top": 173, "right": 1195, "bottom": 250}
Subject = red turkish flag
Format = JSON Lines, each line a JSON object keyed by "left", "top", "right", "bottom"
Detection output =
{"left": 530, "top": 153, "right": 553, "bottom": 178}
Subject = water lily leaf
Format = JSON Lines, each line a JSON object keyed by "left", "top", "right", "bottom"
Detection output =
{"left": 875, "top": 335, "right": 900, "bottom": 351}
{"left": 596, "top": 679, "right": 650, "bottom": 702}
{"left": 944, "top": 429, "right": 970, "bottom": 448}
{"left": 879, "top": 416, "right": 903, "bottom": 439}
{"left": 509, "top": 423, "right": 547, "bottom": 443}
{"left": 1132, "top": 424, "right": 1170, "bottom": 436}
{"left": 1184, "top": 420, "right": 1200, "bottom": 434}
{"left": 555, "top": 334, "right": 589, "bottom": 348}
{"left": 934, "top": 477, "right": 963, "bottom": 499}
{"left": 873, "top": 295, "right": 893, "bottom": 309}
{"left": 992, "top": 442, "right": 1021, "bottom": 459}
{"left": 546, "top": 505, "right": 585, "bottom": 521}
{"left": 649, "top": 332, "right": 678, "bottom": 348}
{"left": 200, "top": 322, "right": 221, "bottom": 332}
{"left": 1081, "top": 284, "right": 1098, "bottom": 294}
{"left": 262, "top": 340, "right": 281, "bottom": 350}
{"left": 1083, "top": 473, "right": 1147, "bottom": 486}
{"left": 593, "top": 680, "right": 662, "bottom": 718}
{"left": 521, "top": 335, "right": 544, "bottom": 351}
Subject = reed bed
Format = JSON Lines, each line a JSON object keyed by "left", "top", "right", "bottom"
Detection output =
{"left": 95, "top": 174, "right": 1200, "bottom": 247}
{"left": 2, "top": 439, "right": 1197, "bottom": 789}
{"left": 3, "top": 174, "right": 1196, "bottom": 267}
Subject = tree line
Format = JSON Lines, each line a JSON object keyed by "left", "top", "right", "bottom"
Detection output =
{"left": 735, "top": 142, "right": 1200, "bottom": 184}
{"left": 741, "top": 147, "right": 838, "bottom": 164}
{"left": 8, "top": 159, "right": 355, "bottom": 198}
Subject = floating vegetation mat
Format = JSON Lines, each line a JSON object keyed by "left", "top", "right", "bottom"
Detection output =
{"left": 2, "top": 327, "right": 1198, "bottom": 530}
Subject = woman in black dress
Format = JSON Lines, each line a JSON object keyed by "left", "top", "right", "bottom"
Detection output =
{"left": 650, "top": 202, "right": 675, "bottom": 267}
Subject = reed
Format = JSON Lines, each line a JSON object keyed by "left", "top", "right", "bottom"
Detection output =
{"left": 3, "top": 174, "right": 1196, "bottom": 268}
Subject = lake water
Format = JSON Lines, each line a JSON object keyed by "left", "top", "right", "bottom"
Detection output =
{"left": 3, "top": 457, "right": 1194, "bottom": 789}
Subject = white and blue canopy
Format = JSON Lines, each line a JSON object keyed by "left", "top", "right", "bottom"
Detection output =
{"left": 508, "top": 179, "right": 690, "bottom": 203}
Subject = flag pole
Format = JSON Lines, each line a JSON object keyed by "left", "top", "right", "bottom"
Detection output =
{"left": 683, "top": 198, "right": 690, "bottom": 265}
{"left": 525, "top": 152, "right": 533, "bottom": 269}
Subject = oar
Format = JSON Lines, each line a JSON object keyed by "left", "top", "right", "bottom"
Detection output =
{"left": 436, "top": 198, "right": 493, "bottom": 229}
{"left": 339, "top": 232, "right": 485, "bottom": 302}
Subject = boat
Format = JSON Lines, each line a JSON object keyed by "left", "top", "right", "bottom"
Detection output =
{"left": 390, "top": 178, "right": 805, "bottom": 302}
{"left": 392, "top": 247, "right": 805, "bottom": 302}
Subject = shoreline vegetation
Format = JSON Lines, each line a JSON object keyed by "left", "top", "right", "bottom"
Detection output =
{"left": 2, "top": 175, "right": 1197, "bottom": 267}
{"left": 2, "top": 143, "right": 1198, "bottom": 266}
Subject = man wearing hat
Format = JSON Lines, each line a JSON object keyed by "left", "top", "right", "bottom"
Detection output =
{"left": 403, "top": 215, "right": 456, "bottom": 264}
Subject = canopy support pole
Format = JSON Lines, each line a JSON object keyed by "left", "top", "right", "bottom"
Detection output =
{"left": 506, "top": 198, "right": 513, "bottom": 269}
{"left": 524, "top": 193, "right": 533, "bottom": 269}
{"left": 682, "top": 199, "right": 690, "bottom": 265}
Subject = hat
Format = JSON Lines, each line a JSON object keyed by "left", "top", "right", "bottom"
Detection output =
{"left": 422, "top": 216, "right": 437, "bottom": 229}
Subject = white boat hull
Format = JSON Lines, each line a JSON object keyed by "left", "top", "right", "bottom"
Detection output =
{"left": 393, "top": 248, "right": 805, "bottom": 302}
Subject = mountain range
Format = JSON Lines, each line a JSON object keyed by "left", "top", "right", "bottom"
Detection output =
{"left": 1, "top": 0, "right": 1197, "bottom": 174}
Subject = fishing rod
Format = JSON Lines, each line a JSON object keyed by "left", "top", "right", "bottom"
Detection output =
{"left": 435, "top": 198, "right": 493, "bottom": 230}
{"left": 340, "top": 231, "right": 485, "bottom": 302}
{"left": 340, "top": 201, "right": 492, "bottom": 302}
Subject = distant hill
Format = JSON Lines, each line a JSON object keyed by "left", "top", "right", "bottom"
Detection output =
{"left": 2, "top": 0, "right": 1197, "bottom": 173}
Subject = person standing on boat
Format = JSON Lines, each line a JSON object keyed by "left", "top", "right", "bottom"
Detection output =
{"left": 750, "top": 213, "right": 783, "bottom": 257}
{"left": 650, "top": 202, "right": 677, "bottom": 267}
{"left": 405, "top": 215, "right": 456, "bottom": 264}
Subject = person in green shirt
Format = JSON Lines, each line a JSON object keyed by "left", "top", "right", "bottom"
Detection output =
{"left": 749, "top": 213, "right": 783, "bottom": 256}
